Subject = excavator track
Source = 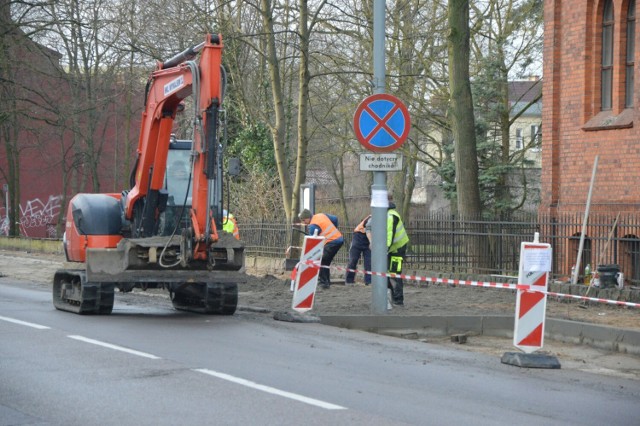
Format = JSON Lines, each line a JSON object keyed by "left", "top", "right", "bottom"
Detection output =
{"left": 170, "top": 282, "right": 238, "bottom": 315}
{"left": 53, "top": 270, "right": 115, "bottom": 315}
{"left": 54, "top": 269, "right": 239, "bottom": 315}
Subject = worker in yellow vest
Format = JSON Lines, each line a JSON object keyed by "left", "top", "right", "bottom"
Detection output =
{"left": 222, "top": 210, "right": 240, "bottom": 240}
{"left": 387, "top": 200, "right": 409, "bottom": 306}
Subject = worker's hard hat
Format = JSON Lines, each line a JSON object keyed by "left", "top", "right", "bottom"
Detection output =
{"left": 223, "top": 209, "right": 228, "bottom": 217}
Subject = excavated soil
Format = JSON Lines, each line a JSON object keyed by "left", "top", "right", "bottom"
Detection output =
{"left": 0, "top": 249, "right": 638, "bottom": 330}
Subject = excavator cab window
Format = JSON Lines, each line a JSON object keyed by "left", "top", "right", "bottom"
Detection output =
{"left": 166, "top": 152, "right": 192, "bottom": 206}
{"left": 165, "top": 139, "right": 193, "bottom": 206}
{"left": 161, "top": 139, "right": 193, "bottom": 236}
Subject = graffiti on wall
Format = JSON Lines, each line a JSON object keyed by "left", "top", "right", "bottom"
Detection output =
{"left": 0, "top": 195, "right": 62, "bottom": 237}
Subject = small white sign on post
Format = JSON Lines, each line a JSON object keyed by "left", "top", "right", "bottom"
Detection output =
{"left": 359, "top": 153, "right": 403, "bottom": 171}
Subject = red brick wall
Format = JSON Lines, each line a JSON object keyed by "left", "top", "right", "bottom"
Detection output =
{"left": 542, "top": 0, "right": 639, "bottom": 216}
{"left": 0, "top": 32, "right": 137, "bottom": 237}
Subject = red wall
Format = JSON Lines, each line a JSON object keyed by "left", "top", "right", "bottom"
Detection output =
{"left": 542, "top": 0, "right": 640, "bottom": 216}
{"left": 0, "top": 33, "right": 138, "bottom": 238}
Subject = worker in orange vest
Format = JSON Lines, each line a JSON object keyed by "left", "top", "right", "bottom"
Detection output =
{"left": 298, "top": 209, "right": 344, "bottom": 289}
{"left": 345, "top": 214, "right": 372, "bottom": 285}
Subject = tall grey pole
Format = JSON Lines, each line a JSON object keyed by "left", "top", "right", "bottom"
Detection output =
{"left": 371, "top": 0, "right": 388, "bottom": 313}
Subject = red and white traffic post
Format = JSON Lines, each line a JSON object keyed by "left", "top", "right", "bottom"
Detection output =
{"left": 291, "top": 233, "right": 325, "bottom": 313}
{"left": 513, "top": 232, "right": 552, "bottom": 354}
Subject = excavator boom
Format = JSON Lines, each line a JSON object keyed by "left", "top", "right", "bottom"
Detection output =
{"left": 125, "top": 34, "right": 224, "bottom": 255}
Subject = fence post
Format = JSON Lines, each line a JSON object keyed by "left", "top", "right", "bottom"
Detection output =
{"left": 550, "top": 216, "right": 557, "bottom": 275}
{"left": 450, "top": 213, "right": 455, "bottom": 271}
{"left": 499, "top": 214, "right": 504, "bottom": 274}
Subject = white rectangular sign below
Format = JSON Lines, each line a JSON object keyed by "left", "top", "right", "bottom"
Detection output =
{"left": 359, "top": 153, "right": 403, "bottom": 171}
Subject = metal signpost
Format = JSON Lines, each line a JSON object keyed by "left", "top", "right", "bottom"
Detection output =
{"left": 353, "top": 0, "right": 411, "bottom": 313}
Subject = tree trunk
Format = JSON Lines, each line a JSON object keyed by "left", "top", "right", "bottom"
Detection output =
{"left": 497, "top": 73, "right": 511, "bottom": 212}
{"left": 447, "top": 0, "right": 481, "bottom": 217}
{"left": 292, "top": 0, "right": 310, "bottom": 220}
{"left": 260, "top": 0, "right": 293, "bottom": 221}
{"left": 448, "top": 0, "right": 483, "bottom": 268}
{"left": 0, "top": 22, "right": 21, "bottom": 236}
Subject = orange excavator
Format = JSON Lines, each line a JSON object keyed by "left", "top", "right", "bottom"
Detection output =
{"left": 53, "top": 34, "right": 245, "bottom": 315}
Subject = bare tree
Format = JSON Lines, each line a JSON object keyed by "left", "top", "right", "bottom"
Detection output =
{"left": 448, "top": 0, "right": 484, "bottom": 269}
{"left": 257, "top": 0, "right": 295, "bottom": 219}
{"left": 469, "top": 0, "right": 543, "bottom": 214}
{"left": 291, "top": 0, "right": 331, "bottom": 222}
{"left": 1, "top": 0, "right": 544, "bottom": 234}
{"left": 448, "top": 0, "right": 482, "bottom": 217}
{"left": 39, "top": 1, "right": 123, "bottom": 194}
{"left": 386, "top": 0, "right": 450, "bottom": 220}
{"left": 219, "top": 0, "right": 333, "bottom": 222}
{"left": 0, "top": 2, "right": 21, "bottom": 236}
{"left": 0, "top": 0, "right": 69, "bottom": 235}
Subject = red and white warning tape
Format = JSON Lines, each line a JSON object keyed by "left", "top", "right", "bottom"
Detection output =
{"left": 544, "top": 290, "right": 640, "bottom": 308}
{"left": 294, "top": 260, "right": 640, "bottom": 309}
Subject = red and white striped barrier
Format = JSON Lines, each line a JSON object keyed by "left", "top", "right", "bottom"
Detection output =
{"left": 291, "top": 235, "right": 325, "bottom": 313}
{"left": 513, "top": 241, "right": 552, "bottom": 353}
{"left": 298, "top": 260, "right": 640, "bottom": 309}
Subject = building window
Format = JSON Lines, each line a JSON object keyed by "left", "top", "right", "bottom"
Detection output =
{"left": 601, "top": 0, "right": 614, "bottom": 111}
{"left": 515, "top": 128, "right": 523, "bottom": 150}
{"left": 530, "top": 125, "right": 541, "bottom": 152}
{"left": 626, "top": 0, "right": 635, "bottom": 108}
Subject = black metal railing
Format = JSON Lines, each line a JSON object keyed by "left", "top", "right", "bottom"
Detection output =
{"left": 240, "top": 212, "right": 640, "bottom": 284}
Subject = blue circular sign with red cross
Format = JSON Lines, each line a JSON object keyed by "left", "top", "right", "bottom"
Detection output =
{"left": 353, "top": 93, "right": 411, "bottom": 152}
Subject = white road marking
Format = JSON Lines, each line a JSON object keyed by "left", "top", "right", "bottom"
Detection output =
{"left": 67, "top": 335, "right": 161, "bottom": 359}
{"left": 1, "top": 315, "right": 340, "bottom": 409}
{"left": 194, "top": 368, "right": 346, "bottom": 410}
{"left": 0, "top": 315, "right": 50, "bottom": 329}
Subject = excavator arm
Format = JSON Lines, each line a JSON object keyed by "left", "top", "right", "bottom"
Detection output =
{"left": 125, "top": 34, "right": 225, "bottom": 260}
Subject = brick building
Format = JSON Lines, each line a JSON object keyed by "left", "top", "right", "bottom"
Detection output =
{"left": 542, "top": 0, "right": 637, "bottom": 214}
{"left": 0, "top": 4, "right": 133, "bottom": 238}
{"left": 542, "top": 0, "right": 638, "bottom": 282}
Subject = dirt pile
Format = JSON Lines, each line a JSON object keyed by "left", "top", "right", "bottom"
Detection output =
{"left": 243, "top": 271, "right": 640, "bottom": 331}
{"left": 2, "top": 248, "right": 635, "bottom": 331}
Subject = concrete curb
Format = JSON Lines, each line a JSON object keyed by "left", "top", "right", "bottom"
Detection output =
{"left": 0, "top": 237, "right": 63, "bottom": 254}
{"left": 318, "top": 315, "right": 640, "bottom": 356}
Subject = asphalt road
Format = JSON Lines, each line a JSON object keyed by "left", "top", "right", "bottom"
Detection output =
{"left": 1, "top": 280, "right": 640, "bottom": 426}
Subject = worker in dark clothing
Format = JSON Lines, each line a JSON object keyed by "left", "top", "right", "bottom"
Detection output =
{"left": 298, "top": 209, "right": 344, "bottom": 289}
{"left": 345, "top": 214, "right": 372, "bottom": 285}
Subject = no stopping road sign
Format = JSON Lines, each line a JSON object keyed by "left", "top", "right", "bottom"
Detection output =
{"left": 353, "top": 93, "right": 411, "bottom": 152}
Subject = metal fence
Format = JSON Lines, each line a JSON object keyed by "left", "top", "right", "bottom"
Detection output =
{"left": 241, "top": 212, "right": 640, "bottom": 284}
